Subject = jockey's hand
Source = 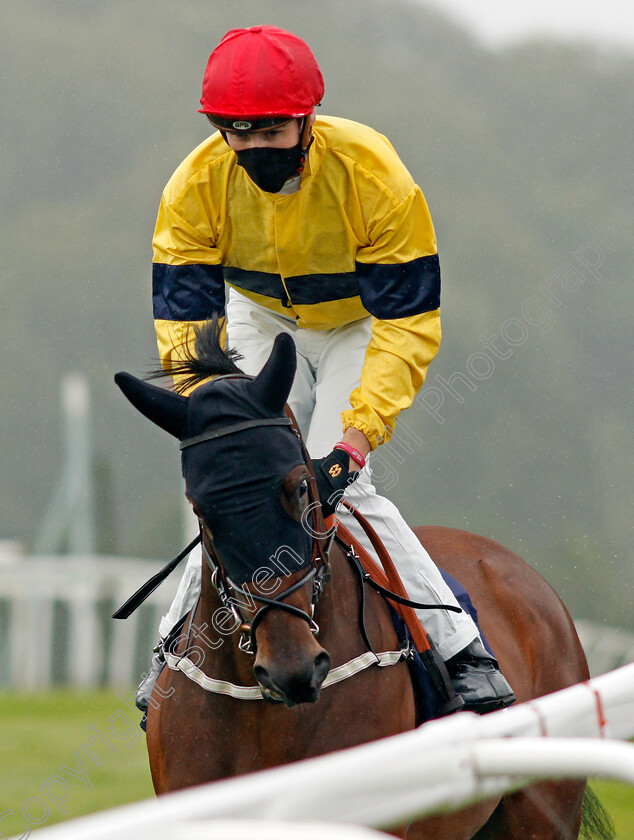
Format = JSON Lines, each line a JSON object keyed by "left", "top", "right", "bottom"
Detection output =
{"left": 312, "top": 448, "right": 359, "bottom": 517}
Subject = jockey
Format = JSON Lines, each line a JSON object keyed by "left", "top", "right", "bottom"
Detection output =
{"left": 140, "top": 25, "right": 515, "bottom": 714}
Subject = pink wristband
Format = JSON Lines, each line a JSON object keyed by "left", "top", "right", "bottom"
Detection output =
{"left": 333, "top": 441, "right": 366, "bottom": 469}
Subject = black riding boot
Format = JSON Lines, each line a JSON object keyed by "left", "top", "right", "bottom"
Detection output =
{"left": 445, "top": 638, "right": 515, "bottom": 714}
{"left": 135, "top": 645, "right": 166, "bottom": 712}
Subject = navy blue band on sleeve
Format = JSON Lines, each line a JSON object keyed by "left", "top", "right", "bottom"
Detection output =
{"left": 355, "top": 254, "right": 440, "bottom": 319}
{"left": 225, "top": 266, "right": 360, "bottom": 306}
{"left": 153, "top": 263, "right": 225, "bottom": 321}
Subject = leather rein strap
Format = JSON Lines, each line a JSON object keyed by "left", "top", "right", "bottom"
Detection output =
{"left": 112, "top": 532, "right": 201, "bottom": 620}
{"left": 335, "top": 503, "right": 464, "bottom": 713}
{"left": 335, "top": 502, "right": 461, "bottom": 654}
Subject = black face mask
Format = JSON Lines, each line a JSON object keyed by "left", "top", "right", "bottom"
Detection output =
{"left": 235, "top": 142, "right": 305, "bottom": 193}
{"left": 181, "top": 380, "right": 313, "bottom": 584}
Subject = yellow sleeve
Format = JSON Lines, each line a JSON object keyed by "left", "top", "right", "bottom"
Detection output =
{"left": 342, "top": 180, "right": 441, "bottom": 447}
{"left": 341, "top": 309, "right": 441, "bottom": 447}
{"left": 152, "top": 193, "right": 225, "bottom": 391}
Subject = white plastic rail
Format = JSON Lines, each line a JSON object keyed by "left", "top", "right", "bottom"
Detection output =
{"left": 25, "top": 662, "right": 634, "bottom": 840}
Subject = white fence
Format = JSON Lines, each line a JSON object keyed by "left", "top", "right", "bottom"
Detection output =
{"left": 0, "top": 552, "right": 633, "bottom": 688}
{"left": 0, "top": 553, "right": 180, "bottom": 688}
{"left": 25, "top": 663, "right": 634, "bottom": 840}
{"left": 575, "top": 618, "right": 634, "bottom": 676}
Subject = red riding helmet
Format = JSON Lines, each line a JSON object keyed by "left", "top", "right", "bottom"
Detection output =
{"left": 199, "top": 25, "right": 324, "bottom": 122}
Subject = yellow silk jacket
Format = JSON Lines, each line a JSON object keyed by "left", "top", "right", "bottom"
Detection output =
{"left": 153, "top": 116, "right": 441, "bottom": 447}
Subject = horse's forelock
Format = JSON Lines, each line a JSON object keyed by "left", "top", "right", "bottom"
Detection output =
{"left": 146, "top": 316, "right": 244, "bottom": 394}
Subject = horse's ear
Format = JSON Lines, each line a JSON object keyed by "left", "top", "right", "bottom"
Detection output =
{"left": 114, "top": 372, "right": 188, "bottom": 439}
{"left": 249, "top": 333, "right": 297, "bottom": 414}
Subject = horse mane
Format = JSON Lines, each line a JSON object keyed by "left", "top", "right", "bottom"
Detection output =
{"left": 147, "top": 314, "right": 244, "bottom": 394}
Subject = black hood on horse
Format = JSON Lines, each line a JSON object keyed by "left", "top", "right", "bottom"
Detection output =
{"left": 115, "top": 331, "right": 313, "bottom": 584}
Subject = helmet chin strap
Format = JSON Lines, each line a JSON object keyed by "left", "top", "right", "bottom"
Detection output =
{"left": 300, "top": 114, "right": 313, "bottom": 150}
{"left": 294, "top": 115, "right": 316, "bottom": 182}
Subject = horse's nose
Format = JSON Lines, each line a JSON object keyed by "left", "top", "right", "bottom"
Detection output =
{"left": 254, "top": 650, "right": 331, "bottom": 707}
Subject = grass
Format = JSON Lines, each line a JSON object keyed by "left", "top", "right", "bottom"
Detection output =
{"left": 592, "top": 780, "right": 634, "bottom": 840}
{"left": 0, "top": 690, "right": 632, "bottom": 837}
{"left": 0, "top": 689, "right": 154, "bottom": 837}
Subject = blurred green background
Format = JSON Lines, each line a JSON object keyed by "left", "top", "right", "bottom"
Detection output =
{"left": 2, "top": 0, "right": 632, "bottom": 625}
{"left": 1, "top": 0, "right": 632, "bottom": 835}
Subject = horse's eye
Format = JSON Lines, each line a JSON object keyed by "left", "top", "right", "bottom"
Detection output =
{"left": 298, "top": 479, "right": 309, "bottom": 498}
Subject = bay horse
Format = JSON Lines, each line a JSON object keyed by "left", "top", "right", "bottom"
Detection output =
{"left": 115, "top": 320, "right": 605, "bottom": 840}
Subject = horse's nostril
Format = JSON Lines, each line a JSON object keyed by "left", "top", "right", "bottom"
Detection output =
{"left": 254, "top": 649, "right": 330, "bottom": 706}
{"left": 313, "top": 651, "right": 331, "bottom": 687}
{"left": 254, "top": 664, "right": 286, "bottom": 703}
{"left": 253, "top": 663, "right": 271, "bottom": 688}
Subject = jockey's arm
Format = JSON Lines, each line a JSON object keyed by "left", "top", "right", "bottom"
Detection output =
{"left": 340, "top": 426, "right": 372, "bottom": 472}
{"left": 341, "top": 180, "right": 441, "bottom": 454}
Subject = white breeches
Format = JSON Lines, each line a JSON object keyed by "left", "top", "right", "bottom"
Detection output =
{"left": 159, "top": 290, "right": 478, "bottom": 660}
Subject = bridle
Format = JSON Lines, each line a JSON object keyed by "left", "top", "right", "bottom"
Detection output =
{"left": 200, "top": 533, "right": 330, "bottom": 655}
{"left": 179, "top": 395, "right": 334, "bottom": 656}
